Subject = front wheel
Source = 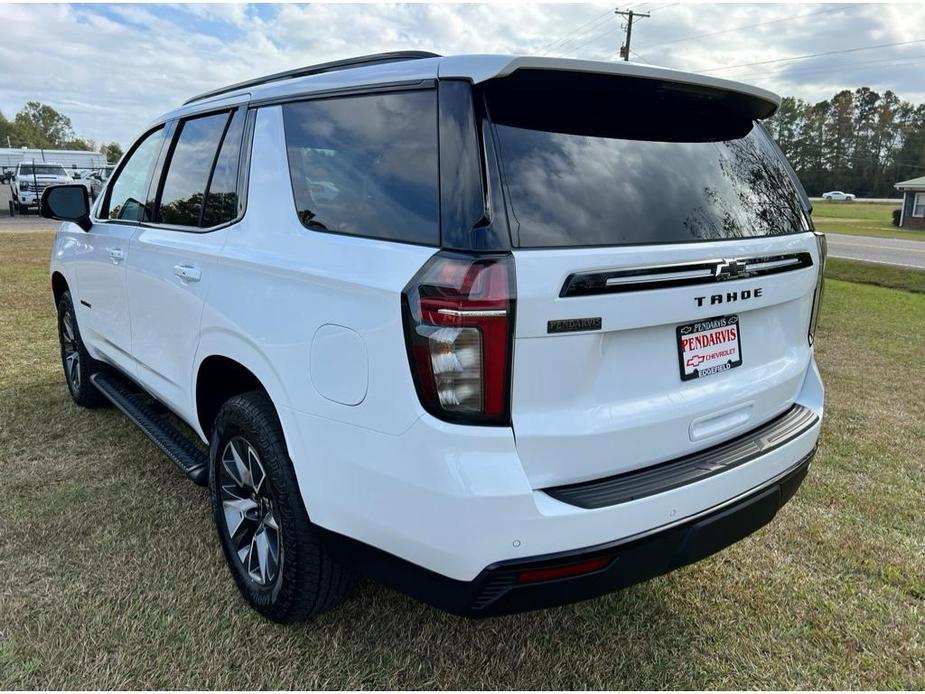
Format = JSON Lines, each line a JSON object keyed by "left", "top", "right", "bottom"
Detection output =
{"left": 57, "top": 290, "right": 108, "bottom": 408}
{"left": 209, "top": 391, "right": 355, "bottom": 622}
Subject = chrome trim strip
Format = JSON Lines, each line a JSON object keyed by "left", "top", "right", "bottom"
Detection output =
{"left": 606, "top": 267, "right": 714, "bottom": 286}
{"left": 437, "top": 308, "right": 508, "bottom": 318}
{"left": 744, "top": 257, "right": 802, "bottom": 272}
{"left": 560, "top": 251, "right": 814, "bottom": 297}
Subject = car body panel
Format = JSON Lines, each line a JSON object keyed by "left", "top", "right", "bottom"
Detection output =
{"left": 48, "top": 53, "right": 824, "bottom": 594}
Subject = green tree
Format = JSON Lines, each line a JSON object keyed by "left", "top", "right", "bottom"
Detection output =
{"left": 12, "top": 101, "right": 76, "bottom": 148}
{"left": 0, "top": 110, "right": 15, "bottom": 147}
{"left": 99, "top": 141, "right": 123, "bottom": 163}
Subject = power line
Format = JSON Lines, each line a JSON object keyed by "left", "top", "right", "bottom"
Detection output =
{"left": 730, "top": 51, "right": 925, "bottom": 83}
{"left": 569, "top": 24, "right": 622, "bottom": 53}
{"left": 637, "top": 6, "right": 845, "bottom": 51}
{"left": 700, "top": 37, "right": 925, "bottom": 73}
{"left": 544, "top": 13, "right": 616, "bottom": 54}
{"left": 539, "top": 8, "right": 615, "bottom": 54}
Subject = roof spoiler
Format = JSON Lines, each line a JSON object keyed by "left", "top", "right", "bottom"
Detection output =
{"left": 440, "top": 55, "right": 781, "bottom": 120}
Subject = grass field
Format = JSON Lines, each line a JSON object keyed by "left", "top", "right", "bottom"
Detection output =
{"left": 811, "top": 200, "right": 925, "bottom": 241}
{"left": 1, "top": 232, "right": 923, "bottom": 689}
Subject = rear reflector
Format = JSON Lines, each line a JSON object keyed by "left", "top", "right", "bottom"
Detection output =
{"left": 516, "top": 557, "right": 611, "bottom": 584}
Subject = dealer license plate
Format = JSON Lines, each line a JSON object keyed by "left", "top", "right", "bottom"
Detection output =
{"left": 676, "top": 314, "right": 742, "bottom": 381}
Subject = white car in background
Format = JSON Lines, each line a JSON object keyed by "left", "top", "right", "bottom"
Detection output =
{"left": 71, "top": 170, "right": 106, "bottom": 199}
{"left": 822, "top": 191, "right": 855, "bottom": 201}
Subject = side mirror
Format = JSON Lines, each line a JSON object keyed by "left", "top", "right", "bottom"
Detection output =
{"left": 41, "top": 184, "right": 92, "bottom": 232}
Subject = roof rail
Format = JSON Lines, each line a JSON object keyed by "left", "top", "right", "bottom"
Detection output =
{"left": 183, "top": 51, "right": 441, "bottom": 105}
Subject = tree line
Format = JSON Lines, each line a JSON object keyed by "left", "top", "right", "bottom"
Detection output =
{"left": 0, "top": 101, "right": 122, "bottom": 163}
{"left": 766, "top": 87, "right": 925, "bottom": 199}
{"left": 4, "top": 91, "right": 925, "bottom": 195}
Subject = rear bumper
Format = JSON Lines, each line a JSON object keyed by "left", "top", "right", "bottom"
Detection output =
{"left": 319, "top": 449, "right": 814, "bottom": 617}
{"left": 289, "top": 357, "right": 823, "bottom": 601}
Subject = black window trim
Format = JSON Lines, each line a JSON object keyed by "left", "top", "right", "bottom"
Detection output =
{"left": 143, "top": 105, "right": 251, "bottom": 235}
{"left": 94, "top": 122, "right": 170, "bottom": 226}
{"left": 279, "top": 83, "right": 442, "bottom": 248}
{"left": 197, "top": 109, "right": 236, "bottom": 228}
{"left": 248, "top": 78, "right": 436, "bottom": 109}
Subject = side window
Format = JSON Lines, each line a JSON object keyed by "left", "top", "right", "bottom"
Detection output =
{"left": 914, "top": 192, "right": 925, "bottom": 218}
{"left": 201, "top": 109, "right": 245, "bottom": 228}
{"left": 105, "top": 127, "right": 166, "bottom": 222}
{"left": 282, "top": 90, "right": 439, "bottom": 245}
{"left": 157, "top": 111, "right": 229, "bottom": 227}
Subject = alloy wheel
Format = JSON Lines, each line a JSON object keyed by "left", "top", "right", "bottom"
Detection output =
{"left": 61, "top": 310, "right": 81, "bottom": 393}
{"left": 219, "top": 437, "right": 282, "bottom": 587}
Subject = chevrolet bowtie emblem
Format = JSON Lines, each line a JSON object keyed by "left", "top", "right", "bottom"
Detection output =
{"left": 715, "top": 259, "right": 748, "bottom": 280}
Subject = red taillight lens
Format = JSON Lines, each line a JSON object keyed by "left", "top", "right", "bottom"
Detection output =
{"left": 516, "top": 557, "right": 612, "bottom": 584}
{"left": 402, "top": 252, "right": 515, "bottom": 425}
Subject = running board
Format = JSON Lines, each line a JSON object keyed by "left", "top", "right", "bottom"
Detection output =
{"left": 90, "top": 372, "right": 209, "bottom": 486}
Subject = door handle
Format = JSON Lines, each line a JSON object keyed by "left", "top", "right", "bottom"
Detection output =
{"left": 107, "top": 247, "right": 125, "bottom": 262}
{"left": 173, "top": 264, "right": 202, "bottom": 282}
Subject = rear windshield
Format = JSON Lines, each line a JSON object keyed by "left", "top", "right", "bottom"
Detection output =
{"left": 18, "top": 164, "right": 68, "bottom": 177}
{"left": 486, "top": 77, "right": 806, "bottom": 248}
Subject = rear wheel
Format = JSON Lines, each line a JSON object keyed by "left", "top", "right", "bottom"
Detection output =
{"left": 209, "top": 391, "right": 355, "bottom": 622}
{"left": 57, "top": 290, "right": 108, "bottom": 408}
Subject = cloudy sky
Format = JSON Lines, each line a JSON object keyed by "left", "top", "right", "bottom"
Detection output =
{"left": 2, "top": 2, "right": 924, "bottom": 147}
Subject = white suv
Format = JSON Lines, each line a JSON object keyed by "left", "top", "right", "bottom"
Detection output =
{"left": 11, "top": 161, "right": 73, "bottom": 213}
{"left": 43, "top": 52, "right": 825, "bottom": 622}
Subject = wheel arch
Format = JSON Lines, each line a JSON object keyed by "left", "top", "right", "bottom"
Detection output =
{"left": 195, "top": 355, "right": 273, "bottom": 440}
{"left": 51, "top": 271, "right": 69, "bottom": 306}
{"left": 192, "top": 332, "right": 297, "bottom": 448}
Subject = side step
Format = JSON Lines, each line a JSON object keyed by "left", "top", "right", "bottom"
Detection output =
{"left": 90, "top": 372, "right": 209, "bottom": 486}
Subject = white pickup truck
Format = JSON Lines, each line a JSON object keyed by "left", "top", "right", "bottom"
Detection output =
{"left": 10, "top": 161, "right": 73, "bottom": 213}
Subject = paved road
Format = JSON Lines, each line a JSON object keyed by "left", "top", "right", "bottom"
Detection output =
{"left": 825, "top": 232, "right": 925, "bottom": 270}
{"left": 0, "top": 185, "right": 60, "bottom": 231}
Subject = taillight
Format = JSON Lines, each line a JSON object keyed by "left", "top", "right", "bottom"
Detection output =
{"left": 402, "top": 251, "right": 515, "bottom": 425}
{"left": 808, "top": 232, "right": 827, "bottom": 346}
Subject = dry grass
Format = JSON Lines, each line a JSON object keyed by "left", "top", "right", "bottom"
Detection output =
{"left": 1, "top": 232, "right": 923, "bottom": 689}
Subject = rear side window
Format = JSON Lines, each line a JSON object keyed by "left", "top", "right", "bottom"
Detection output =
{"left": 486, "top": 74, "right": 807, "bottom": 247}
{"left": 201, "top": 109, "right": 245, "bottom": 227}
{"left": 105, "top": 127, "right": 166, "bottom": 222}
{"left": 157, "top": 111, "right": 230, "bottom": 227}
{"left": 282, "top": 90, "right": 439, "bottom": 245}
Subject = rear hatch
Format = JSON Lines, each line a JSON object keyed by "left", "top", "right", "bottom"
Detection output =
{"left": 483, "top": 70, "right": 821, "bottom": 489}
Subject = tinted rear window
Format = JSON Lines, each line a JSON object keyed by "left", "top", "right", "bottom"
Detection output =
{"left": 282, "top": 90, "right": 439, "bottom": 245}
{"left": 158, "top": 111, "right": 230, "bottom": 227}
{"left": 487, "top": 78, "right": 806, "bottom": 248}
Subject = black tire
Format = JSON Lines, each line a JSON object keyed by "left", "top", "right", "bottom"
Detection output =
{"left": 57, "top": 290, "right": 108, "bottom": 408}
{"left": 209, "top": 391, "right": 355, "bottom": 622}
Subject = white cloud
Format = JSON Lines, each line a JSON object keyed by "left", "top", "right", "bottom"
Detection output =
{"left": 1, "top": 2, "right": 923, "bottom": 147}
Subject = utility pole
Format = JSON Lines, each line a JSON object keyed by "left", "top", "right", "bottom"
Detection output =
{"left": 615, "top": 7, "right": 649, "bottom": 61}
